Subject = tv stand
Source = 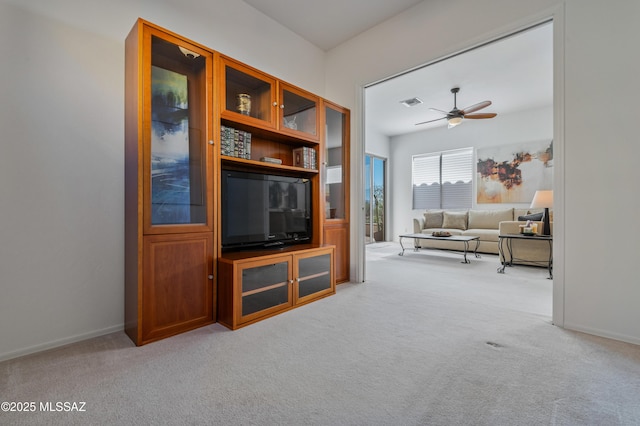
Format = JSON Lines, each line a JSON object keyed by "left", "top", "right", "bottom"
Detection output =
{"left": 217, "top": 244, "right": 335, "bottom": 330}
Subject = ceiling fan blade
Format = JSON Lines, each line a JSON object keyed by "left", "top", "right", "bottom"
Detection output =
{"left": 415, "top": 117, "right": 447, "bottom": 126}
{"left": 429, "top": 108, "right": 449, "bottom": 115}
{"left": 460, "top": 100, "right": 491, "bottom": 114}
{"left": 464, "top": 113, "right": 497, "bottom": 119}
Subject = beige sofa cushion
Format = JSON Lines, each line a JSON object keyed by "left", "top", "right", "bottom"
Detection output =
{"left": 442, "top": 211, "right": 468, "bottom": 230}
{"left": 423, "top": 210, "right": 443, "bottom": 229}
{"left": 468, "top": 208, "right": 513, "bottom": 229}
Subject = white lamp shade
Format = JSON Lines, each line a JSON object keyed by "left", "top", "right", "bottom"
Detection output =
{"left": 530, "top": 190, "right": 553, "bottom": 209}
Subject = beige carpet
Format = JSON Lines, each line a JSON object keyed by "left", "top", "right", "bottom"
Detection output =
{"left": 1, "top": 243, "right": 639, "bottom": 425}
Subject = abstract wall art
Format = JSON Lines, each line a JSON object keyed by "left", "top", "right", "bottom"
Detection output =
{"left": 477, "top": 140, "right": 553, "bottom": 203}
{"left": 150, "top": 66, "right": 191, "bottom": 224}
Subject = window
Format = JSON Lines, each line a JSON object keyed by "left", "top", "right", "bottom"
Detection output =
{"left": 412, "top": 148, "right": 473, "bottom": 209}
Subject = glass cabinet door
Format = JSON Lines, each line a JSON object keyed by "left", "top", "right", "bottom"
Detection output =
{"left": 294, "top": 249, "right": 334, "bottom": 303}
{"left": 146, "top": 34, "right": 212, "bottom": 231}
{"left": 221, "top": 57, "right": 276, "bottom": 127}
{"left": 240, "top": 259, "right": 292, "bottom": 321}
{"left": 279, "top": 83, "right": 319, "bottom": 141}
{"left": 324, "top": 105, "right": 348, "bottom": 220}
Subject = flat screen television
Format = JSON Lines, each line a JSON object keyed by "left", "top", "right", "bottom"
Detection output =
{"left": 221, "top": 169, "right": 312, "bottom": 250}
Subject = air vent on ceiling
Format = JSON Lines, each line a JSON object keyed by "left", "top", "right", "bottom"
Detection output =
{"left": 400, "top": 97, "right": 423, "bottom": 107}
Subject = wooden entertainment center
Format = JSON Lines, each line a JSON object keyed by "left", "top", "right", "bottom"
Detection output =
{"left": 124, "top": 19, "right": 350, "bottom": 345}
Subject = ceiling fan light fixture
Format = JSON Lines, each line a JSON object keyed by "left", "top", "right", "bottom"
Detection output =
{"left": 448, "top": 116, "right": 463, "bottom": 127}
{"left": 414, "top": 87, "right": 495, "bottom": 127}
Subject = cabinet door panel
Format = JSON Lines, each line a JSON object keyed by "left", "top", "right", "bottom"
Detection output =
{"left": 295, "top": 248, "right": 334, "bottom": 304}
{"left": 324, "top": 224, "right": 349, "bottom": 283}
{"left": 298, "top": 273, "right": 331, "bottom": 299}
{"left": 143, "top": 30, "right": 213, "bottom": 233}
{"left": 322, "top": 101, "right": 350, "bottom": 283}
{"left": 298, "top": 253, "right": 331, "bottom": 277}
{"left": 243, "top": 285, "right": 289, "bottom": 317}
{"left": 279, "top": 83, "right": 319, "bottom": 141}
{"left": 142, "top": 233, "right": 214, "bottom": 343}
{"left": 241, "top": 261, "right": 288, "bottom": 293}
{"left": 237, "top": 257, "right": 293, "bottom": 324}
{"left": 220, "top": 56, "right": 276, "bottom": 128}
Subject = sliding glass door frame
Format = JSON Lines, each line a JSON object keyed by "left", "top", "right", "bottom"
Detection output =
{"left": 364, "top": 153, "right": 387, "bottom": 245}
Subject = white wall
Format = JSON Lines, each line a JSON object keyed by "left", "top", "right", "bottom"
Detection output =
{"left": 390, "top": 106, "right": 553, "bottom": 238}
{"left": 0, "top": 0, "right": 325, "bottom": 360}
{"left": 364, "top": 131, "right": 390, "bottom": 160}
{"left": 327, "top": 0, "right": 640, "bottom": 344}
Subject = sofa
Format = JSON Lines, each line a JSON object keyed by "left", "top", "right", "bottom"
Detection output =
{"left": 412, "top": 208, "right": 552, "bottom": 266}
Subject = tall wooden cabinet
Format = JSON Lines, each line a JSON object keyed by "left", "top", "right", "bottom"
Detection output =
{"left": 125, "top": 19, "right": 349, "bottom": 344}
{"left": 125, "top": 20, "right": 216, "bottom": 345}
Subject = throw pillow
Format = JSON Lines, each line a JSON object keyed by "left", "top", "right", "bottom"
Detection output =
{"left": 423, "top": 210, "right": 443, "bottom": 229}
{"left": 517, "top": 212, "right": 544, "bottom": 221}
{"left": 442, "top": 211, "right": 468, "bottom": 230}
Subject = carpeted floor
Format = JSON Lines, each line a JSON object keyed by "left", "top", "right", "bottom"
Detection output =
{"left": 1, "top": 243, "right": 639, "bottom": 425}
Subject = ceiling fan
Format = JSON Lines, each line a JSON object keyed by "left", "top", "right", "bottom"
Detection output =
{"left": 415, "top": 87, "right": 497, "bottom": 128}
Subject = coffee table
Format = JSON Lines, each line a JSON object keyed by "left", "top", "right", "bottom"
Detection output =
{"left": 398, "top": 233, "right": 480, "bottom": 264}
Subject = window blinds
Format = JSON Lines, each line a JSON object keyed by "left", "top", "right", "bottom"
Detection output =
{"left": 412, "top": 148, "right": 473, "bottom": 209}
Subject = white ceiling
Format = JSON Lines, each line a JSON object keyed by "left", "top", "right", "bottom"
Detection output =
{"left": 241, "top": 1, "right": 553, "bottom": 138}
{"left": 242, "top": 0, "right": 425, "bottom": 51}
{"left": 366, "top": 22, "right": 553, "bottom": 136}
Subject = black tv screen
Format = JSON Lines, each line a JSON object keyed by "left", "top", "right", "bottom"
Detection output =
{"left": 221, "top": 169, "right": 312, "bottom": 249}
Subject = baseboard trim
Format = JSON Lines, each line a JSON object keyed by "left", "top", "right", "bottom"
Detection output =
{"left": 0, "top": 324, "right": 124, "bottom": 362}
{"left": 563, "top": 322, "right": 640, "bottom": 347}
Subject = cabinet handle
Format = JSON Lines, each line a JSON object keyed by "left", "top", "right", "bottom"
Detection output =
{"left": 280, "top": 104, "right": 285, "bottom": 109}
{"left": 289, "top": 279, "right": 294, "bottom": 284}
{"left": 208, "top": 140, "right": 214, "bottom": 145}
{"left": 208, "top": 275, "right": 214, "bottom": 280}
{"left": 296, "top": 277, "right": 300, "bottom": 282}
{"left": 273, "top": 102, "right": 278, "bottom": 107}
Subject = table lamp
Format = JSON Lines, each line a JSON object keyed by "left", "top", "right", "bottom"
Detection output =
{"left": 530, "top": 190, "right": 553, "bottom": 235}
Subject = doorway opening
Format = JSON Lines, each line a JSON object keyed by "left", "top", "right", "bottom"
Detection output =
{"left": 360, "top": 19, "right": 558, "bottom": 320}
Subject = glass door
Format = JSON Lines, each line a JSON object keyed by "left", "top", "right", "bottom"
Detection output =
{"left": 364, "top": 154, "right": 386, "bottom": 244}
{"left": 144, "top": 31, "right": 213, "bottom": 234}
{"left": 220, "top": 55, "right": 277, "bottom": 128}
{"left": 279, "top": 83, "right": 319, "bottom": 141}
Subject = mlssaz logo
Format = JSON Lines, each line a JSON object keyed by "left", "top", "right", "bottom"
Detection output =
{"left": 40, "top": 401, "right": 87, "bottom": 412}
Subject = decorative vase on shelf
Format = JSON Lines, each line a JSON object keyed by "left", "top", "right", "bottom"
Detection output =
{"left": 237, "top": 93, "right": 251, "bottom": 115}
{"left": 283, "top": 115, "right": 297, "bottom": 130}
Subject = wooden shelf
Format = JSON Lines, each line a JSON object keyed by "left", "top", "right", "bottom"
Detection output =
{"left": 221, "top": 155, "right": 318, "bottom": 174}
